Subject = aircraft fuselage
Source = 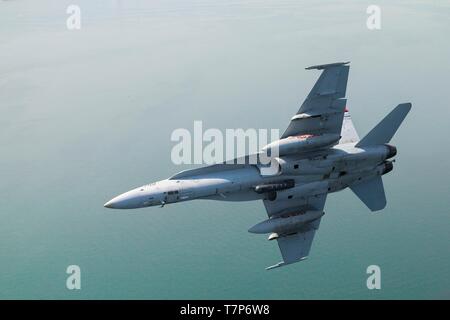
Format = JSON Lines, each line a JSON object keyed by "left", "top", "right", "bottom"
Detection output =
{"left": 104, "top": 143, "right": 396, "bottom": 210}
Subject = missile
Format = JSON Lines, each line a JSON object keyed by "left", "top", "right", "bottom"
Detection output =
{"left": 254, "top": 179, "right": 295, "bottom": 194}
{"left": 262, "top": 133, "right": 340, "bottom": 156}
{"left": 248, "top": 210, "right": 324, "bottom": 234}
{"left": 305, "top": 61, "right": 350, "bottom": 70}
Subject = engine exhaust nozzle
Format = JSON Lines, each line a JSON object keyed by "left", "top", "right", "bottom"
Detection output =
{"left": 385, "top": 144, "right": 397, "bottom": 159}
{"left": 382, "top": 161, "right": 394, "bottom": 175}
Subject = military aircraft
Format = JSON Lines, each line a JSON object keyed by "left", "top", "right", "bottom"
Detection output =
{"left": 104, "top": 62, "right": 411, "bottom": 270}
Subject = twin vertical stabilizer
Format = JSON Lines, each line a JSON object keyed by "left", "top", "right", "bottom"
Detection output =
{"left": 351, "top": 103, "right": 411, "bottom": 211}
{"left": 356, "top": 103, "right": 412, "bottom": 147}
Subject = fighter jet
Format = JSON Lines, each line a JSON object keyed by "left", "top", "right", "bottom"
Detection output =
{"left": 104, "top": 62, "right": 411, "bottom": 269}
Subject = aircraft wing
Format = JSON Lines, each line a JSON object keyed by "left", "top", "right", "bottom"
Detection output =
{"left": 281, "top": 62, "right": 350, "bottom": 139}
{"left": 263, "top": 193, "right": 327, "bottom": 270}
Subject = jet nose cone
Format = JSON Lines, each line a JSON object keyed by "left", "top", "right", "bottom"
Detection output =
{"left": 103, "top": 189, "right": 143, "bottom": 209}
{"left": 104, "top": 200, "right": 115, "bottom": 208}
{"left": 103, "top": 195, "right": 124, "bottom": 209}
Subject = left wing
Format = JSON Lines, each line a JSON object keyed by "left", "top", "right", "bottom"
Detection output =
{"left": 281, "top": 62, "right": 350, "bottom": 139}
{"left": 262, "top": 193, "right": 327, "bottom": 270}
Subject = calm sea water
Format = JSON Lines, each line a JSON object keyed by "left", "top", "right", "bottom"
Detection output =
{"left": 1, "top": 0, "right": 449, "bottom": 299}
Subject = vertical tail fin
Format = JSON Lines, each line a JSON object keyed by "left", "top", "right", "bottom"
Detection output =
{"left": 356, "top": 103, "right": 411, "bottom": 147}
{"left": 351, "top": 103, "right": 411, "bottom": 211}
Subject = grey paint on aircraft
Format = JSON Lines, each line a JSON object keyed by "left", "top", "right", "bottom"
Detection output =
{"left": 105, "top": 63, "right": 411, "bottom": 269}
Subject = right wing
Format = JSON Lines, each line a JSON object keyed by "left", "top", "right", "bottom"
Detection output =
{"left": 263, "top": 193, "right": 327, "bottom": 270}
{"left": 281, "top": 62, "right": 350, "bottom": 139}
{"left": 267, "top": 218, "right": 322, "bottom": 270}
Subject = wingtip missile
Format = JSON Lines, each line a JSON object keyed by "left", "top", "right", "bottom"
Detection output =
{"left": 266, "top": 261, "right": 285, "bottom": 270}
{"left": 305, "top": 61, "right": 350, "bottom": 70}
{"left": 266, "top": 257, "right": 308, "bottom": 270}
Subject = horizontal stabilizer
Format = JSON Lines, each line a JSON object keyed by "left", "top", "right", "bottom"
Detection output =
{"left": 356, "top": 103, "right": 411, "bottom": 147}
{"left": 350, "top": 176, "right": 386, "bottom": 212}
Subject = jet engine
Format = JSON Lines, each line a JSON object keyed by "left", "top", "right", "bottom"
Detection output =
{"left": 273, "top": 157, "right": 332, "bottom": 176}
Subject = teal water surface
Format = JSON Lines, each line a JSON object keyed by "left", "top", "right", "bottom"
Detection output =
{"left": 0, "top": 0, "right": 449, "bottom": 299}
